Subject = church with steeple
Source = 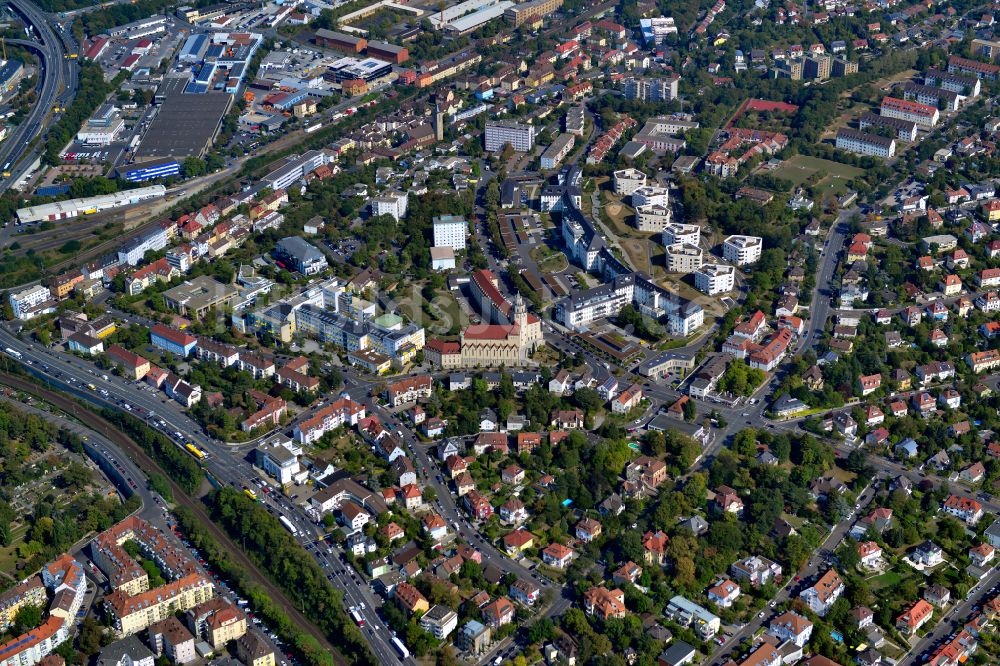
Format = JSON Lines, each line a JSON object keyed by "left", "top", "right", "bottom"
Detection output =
{"left": 424, "top": 292, "right": 544, "bottom": 368}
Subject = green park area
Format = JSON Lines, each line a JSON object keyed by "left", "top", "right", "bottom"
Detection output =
{"left": 770, "top": 155, "right": 864, "bottom": 199}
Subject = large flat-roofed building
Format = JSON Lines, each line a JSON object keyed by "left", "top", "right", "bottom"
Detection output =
{"left": 108, "top": 15, "right": 166, "bottom": 38}
{"left": 972, "top": 37, "right": 1000, "bottom": 61}
{"left": 565, "top": 105, "right": 585, "bottom": 135}
{"left": 327, "top": 57, "right": 393, "bottom": 83}
{"left": 803, "top": 54, "right": 831, "bottom": 80}
{"left": 623, "top": 76, "right": 679, "bottom": 102}
{"left": 505, "top": 0, "right": 563, "bottom": 26}
{"left": 16, "top": 186, "right": 166, "bottom": 224}
{"left": 433, "top": 215, "right": 467, "bottom": 250}
{"left": 663, "top": 223, "right": 700, "bottom": 246}
{"left": 485, "top": 121, "right": 536, "bottom": 152}
{"left": 162, "top": 276, "right": 238, "bottom": 318}
{"left": 367, "top": 41, "right": 409, "bottom": 64}
{"left": 723, "top": 235, "right": 763, "bottom": 265}
{"left": 442, "top": 1, "right": 515, "bottom": 34}
{"left": 255, "top": 439, "right": 300, "bottom": 485}
{"left": 314, "top": 29, "right": 366, "bottom": 53}
{"left": 135, "top": 90, "right": 234, "bottom": 161}
{"left": 10, "top": 285, "right": 54, "bottom": 320}
{"left": 261, "top": 150, "right": 326, "bottom": 191}
{"left": 695, "top": 263, "right": 736, "bottom": 295}
{"left": 120, "top": 159, "right": 181, "bottom": 182}
{"left": 836, "top": 128, "right": 895, "bottom": 158}
{"left": 635, "top": 204, "right": 670, "bottom": 232}
{"left": 613, "top": 168, "right": 646, "bottom": 196}
{"left": 633, "top": 116, "right": 700, "bottom": 153}
{"left": 665, "top": 244, "right": 703, "bottom": 273}
{"left": 555, "top": 272, "right": 704, "bottom": 335}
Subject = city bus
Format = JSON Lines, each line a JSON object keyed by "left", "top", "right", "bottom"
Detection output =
{"left": 243, "top": 487, "right": 258, "bottom": 501}
{"left": 185, "top": 443, "right": 206, "bottom": 460}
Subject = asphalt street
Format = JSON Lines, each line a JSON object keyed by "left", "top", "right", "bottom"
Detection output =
{"left": 0, "top": 0, "right": 68, "bottom": 191}
{"left": 0, "top": 326, "right": 413, "bottom": 665}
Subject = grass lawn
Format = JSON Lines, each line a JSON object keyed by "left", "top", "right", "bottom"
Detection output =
{"left": 531, "top": 245, "right": 569, "bottom": 273}
{"left": 770, "top": 155, "right": 864, "bottom": 198}
{"left": 870, "top": 570, "right": 903, "bottom": 589}
{"left": 397, "top": 290, "right": 464, "bottom": 335}
{"left": 0, "top": 524, "right": 29, "bottom": 577}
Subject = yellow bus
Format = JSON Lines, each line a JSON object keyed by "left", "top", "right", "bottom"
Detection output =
{"left": 185, "top": 443, "right": 205, "bottom": 460}
{"left": 243, "top": 487, "right": 258, "bottom": 501}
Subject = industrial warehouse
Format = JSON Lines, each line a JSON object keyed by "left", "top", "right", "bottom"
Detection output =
{"left": 133, "top": 83, "right": 234, "bottom": 161}
{"left": 15, "top": 185, "right": 166, "bottom": 224}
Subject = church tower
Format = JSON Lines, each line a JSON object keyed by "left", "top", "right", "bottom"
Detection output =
{"left": 513, "top": 292, "right": 528, "bottom": 331}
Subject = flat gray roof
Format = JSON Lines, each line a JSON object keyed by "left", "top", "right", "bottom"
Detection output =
{"left": 136, "top": 92, "right": 234, "bottom": 160}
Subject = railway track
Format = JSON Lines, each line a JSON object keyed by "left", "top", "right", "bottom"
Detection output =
{"left": 0, "top": 370, "right": 347, "bottom": 665}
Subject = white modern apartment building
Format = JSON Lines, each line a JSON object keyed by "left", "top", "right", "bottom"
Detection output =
{"left": 256, "top": 438, "right": 301, "bottom": 485}
{"left": 419, "top": 605, "right": 458, "bottom": 639}
{"left": 835, "top": 128, "right": 896, "bottom": 158}
{"left": 623, "top": 75, "right": 679, "bottom": 102}
{"left": 432, "top": 215, "right": 467, "bottom": 250}
{"left": 555, "top": 272, "right": 705, "bottom": 336}
{"left": 695, "top": 264, "right": 736, "bottom": 295}
{"left": 632, "top": 185, "right": 669, "bottom": 208}
{"left": 485, "top": 121, "right": 536, "bottom": 152}
{"left": 665, "top": 243, "right": 703, "bottom": 273}
{"left": 663, "top": 222, "right": 700, "bottom": 247}
{"left": 613, "top": 168, "right": 646, "bottom": 196}
{"left": 723, "top": 235, "right": 763, "bottom": 265}
{"left": 635, "top": 204, "right": 671, "bottom": 232}
{"left": 9, "top": 285, "right": 52, "bottom": 320}
{"left": 370, "top": 191, "right": 409, "bottom": 222}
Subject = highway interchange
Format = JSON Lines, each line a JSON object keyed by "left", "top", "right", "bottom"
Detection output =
{"left": 0, "top": 0, "right": 76, "bottom": 191}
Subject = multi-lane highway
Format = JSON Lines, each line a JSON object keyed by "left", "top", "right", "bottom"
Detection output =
{"left": 0, "top": 0, "right": 71, "bottom": 192}
{"left": 0, "top": 324, "right": 413, "bottom": 665}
